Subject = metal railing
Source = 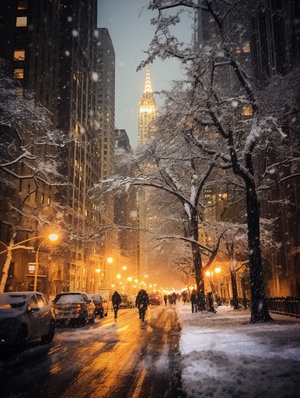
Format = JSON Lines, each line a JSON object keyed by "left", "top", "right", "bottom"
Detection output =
{"left": 224, "top": 296, "right": 300, "bottom": 318}
{"left": 266, "top": 297, "right": 300, "bottom": 318}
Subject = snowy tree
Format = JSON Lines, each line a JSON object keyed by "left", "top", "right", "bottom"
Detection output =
{"left": 0, "top": 66, "right": 66, "bottom": 190}
{"left": 138, "top": 0, "right": 300, "bottom": 322}
{"left": 0, "top": 64, "right": 67, "bottom": 291}
{"left": 91, "top": 101, "right": 231, "bottom": 310}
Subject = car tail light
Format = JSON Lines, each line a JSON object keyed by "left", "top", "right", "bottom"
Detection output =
{"left": 76, "top": 304, "right": 82, "bottom": 313}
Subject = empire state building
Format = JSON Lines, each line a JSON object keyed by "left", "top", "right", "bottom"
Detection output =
{"left": 138, "top": 65, "right": 158, "bottom": 145}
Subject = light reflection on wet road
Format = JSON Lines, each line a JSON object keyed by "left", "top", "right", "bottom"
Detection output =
{"left": 0, "top": 305, "right": 185, "bottom": 398}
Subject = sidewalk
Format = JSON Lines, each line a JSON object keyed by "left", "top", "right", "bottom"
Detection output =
{"left": 175, "top": 303, "right": 300, "bottom": 398}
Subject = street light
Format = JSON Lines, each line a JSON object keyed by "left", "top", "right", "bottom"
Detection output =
{"left": 205, "top": 267, "right": 222, "bottom": 306}
{"left": 33, "top": 234, "right": 59, "bottom": 291}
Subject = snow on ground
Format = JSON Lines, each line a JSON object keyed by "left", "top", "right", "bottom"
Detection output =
{"left": 176, "top": 303, "right": 300, "bottom": 398}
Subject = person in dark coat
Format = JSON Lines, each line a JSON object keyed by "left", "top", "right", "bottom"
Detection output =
{"left": 112, "top": 291, "right": 121, "bottom": 318}
{"left": 135, "top": 289, "right": 149, "bottom": 320}
{"left": 163, "top": 294, "right": 168, "bottom": 306}
{"left": 207, "top": 292, "right": 217, "bottom": 313}
{"left": 190, "top": 289, "right": 198, "bottom": 313}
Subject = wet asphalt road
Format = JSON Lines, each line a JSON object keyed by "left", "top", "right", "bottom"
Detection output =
{"left": 0, "top": 305, "right": 186, "bottom": 398}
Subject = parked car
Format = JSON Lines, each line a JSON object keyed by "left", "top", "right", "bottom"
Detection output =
{"left": 148, "top": 293, "right": 162, "bottom": 305}
{"left": 87, "top": 294, "right": 108, "bottom": 318}
{"left": 52, "top": 292, "right": 95, "bottom": 326}
{"left": 0, "top": 291, "right": 56, "bottom": 351}
{"left": 120, "top": 294, "right": 134, "bottom": 308}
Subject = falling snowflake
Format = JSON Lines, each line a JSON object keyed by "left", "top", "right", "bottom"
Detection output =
{"left": 91, "top": 72, "right": 99, "bottom": 82}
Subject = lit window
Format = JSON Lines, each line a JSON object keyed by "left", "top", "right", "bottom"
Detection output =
{"left": 16, "top": 86, "right": 23, "bottom": 96}
{"left": 14, "top": 50, "right": 25, "bottom": 61}
{"left": 18, "top": 1, "right": 28, "bottom": 10}
{"left": 242, "top": 105, "right": 253, "bottom": 117}
{"left": 13, "top": 68, "right": 24, "bottom": 79}
{"left": 243, "top": 42, "right": 250, "bottom": 53}
{"left": 236, "top": 43, "right": 250, "bottom": 54}
{"left": 16, "top": 16, "right": 27, "bottom": 27}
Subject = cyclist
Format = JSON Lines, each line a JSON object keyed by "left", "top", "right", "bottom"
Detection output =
{"left": 111, "top": 291, "right": 121, "bottom": 319}
{"left": 135, "top": 289, "right": 149, "bottom": 321}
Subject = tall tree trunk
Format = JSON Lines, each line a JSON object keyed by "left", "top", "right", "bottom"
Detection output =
{"left": 246, "top": 184, "right": 272, "bottom": 322}
{"left": 0, "top": 237, "right": 14, "bottom": 293}
{"left": 230, "top": 268, "right": 240, "bottom": 310}
{"left": 191, "top": 210, "right": 206, "bottom": 310}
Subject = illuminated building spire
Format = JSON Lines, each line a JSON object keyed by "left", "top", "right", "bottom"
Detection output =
{"left": 144, "top": 64, "right": 153, "bottom": 93}
{"left": 138, "top": 65, "right": 158, "bottom": 145}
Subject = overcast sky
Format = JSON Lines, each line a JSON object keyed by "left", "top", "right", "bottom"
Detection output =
{"left": 97, "top": 0, "right": 194, "bottom": 149}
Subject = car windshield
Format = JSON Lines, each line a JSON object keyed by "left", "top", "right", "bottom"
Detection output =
{"left": 0, "top": 294, "right": 27, "bottom": 309}
{"left": 55, "top": 294, "right": 85, "bottom": 304}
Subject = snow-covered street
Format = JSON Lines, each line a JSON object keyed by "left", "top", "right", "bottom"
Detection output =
{"left": 176, "top": 303, "right": 300, "bottom": 398}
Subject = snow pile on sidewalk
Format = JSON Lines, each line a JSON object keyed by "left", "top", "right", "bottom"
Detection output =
{"left": 176, "top": 303, "right": 300, "bottom": 398}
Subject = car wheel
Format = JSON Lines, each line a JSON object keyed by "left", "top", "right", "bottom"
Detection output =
{"left": 64, "top": 318, "right": 71, "bottom": 327}
{"left": 90, "top": 313, "right": 95, "bottom": 323}
{"left": 80, "top": 312, "right": 88, "bottom": 326}
{"left": 15, "top": 325, "right": 27, "bottom": 352}
{"left": 42, "top": 319, "right": 56, "bottom": 344}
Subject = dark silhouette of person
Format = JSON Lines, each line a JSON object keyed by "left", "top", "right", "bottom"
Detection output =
{"left": 191, "top": 289, "right": 198, "bottom": 313}
{"left": 111, "top": 291, "right": 121, "bottom": 318}
{"left": 135, "top": 289, "right": 149, "bottom": 320}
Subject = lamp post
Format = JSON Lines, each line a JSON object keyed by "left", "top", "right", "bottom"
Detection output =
{"left": 106, "top": 257, "right": 114, "bottom": 288}
{"left": 0, "top": 234, "right": 59, "bottom": 293}
{"left": 33, "top": 234, "right": 59, "bottom": 292}
{"left": 205, "top": 267, "right": 221, "bottom": 305}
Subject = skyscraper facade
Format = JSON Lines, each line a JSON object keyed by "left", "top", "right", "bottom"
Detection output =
{"left": 0, "top": 0, "right": 116, "bottom": 294}
{"left": 95, "top": 28, "right": 115, "bottom": 180}
{"left": 0, "top": 0, "right": 62, "bottom": 293}
{"left": 56, "top": 0, "right": 99, "bottom": 293}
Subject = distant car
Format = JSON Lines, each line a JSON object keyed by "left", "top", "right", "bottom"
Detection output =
{"left": 87, "top": 294, "right": 108, "bottom": 318}
{"left": 129, "top": 295, "right": 136, "bottom": 307}
{"left": 148, "top": 293, "right": 161, "bottom": 305}
{"left": 120, "top": 294, "right": 134, "bottom": 308}
{"left": 52, "top": 292, "right": 95, "bottom": 326}
{"left": 0, "top": 291, "right": 56, "bottom": 351}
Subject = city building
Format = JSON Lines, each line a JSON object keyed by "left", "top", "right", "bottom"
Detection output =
{"left": 55, "top": 0, "right": 100, "bottom": 293}
{"left": 196, "top": 0, "right": 300, "bottom": 299}
{"left": 114, "top": 128, "right": 140, "bottom": 289}
{"left": 95, "top": 28, "right": 115, "bottom": 180}
{"left": 0, "top": 0, "right": 62, "bottom": 293}
{"left": 0, "top": 0, "right": 117, "bottom": 295}
{"left": 90, "top": 27, "right": 119, "bottom": 290}
{"left": 138, "top": 65, "right": 158, "bottom": 145}
{"left": 250, "top": 0, "right": 300, "bottom": 297}
{"left": 137, "top": 65, "right": 160, "bottom": 278}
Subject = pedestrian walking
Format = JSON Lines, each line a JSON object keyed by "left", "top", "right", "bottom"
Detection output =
{"left": 191, "top": 289, "right": 198, "bottom": 313}
{"left": 171, "top": 292, "right": 177, "bottom": 305}
{"left": 135, "top": 289, "right": 149, "bottom": 321}
{"left": 163, "top": 294, "right": 168, "bottom": 306}
{"left": 207, "top": 292, "right": 217, "bottom": 313}
{"left": 112, "top": 291, "right": 121, "bottom": 318}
